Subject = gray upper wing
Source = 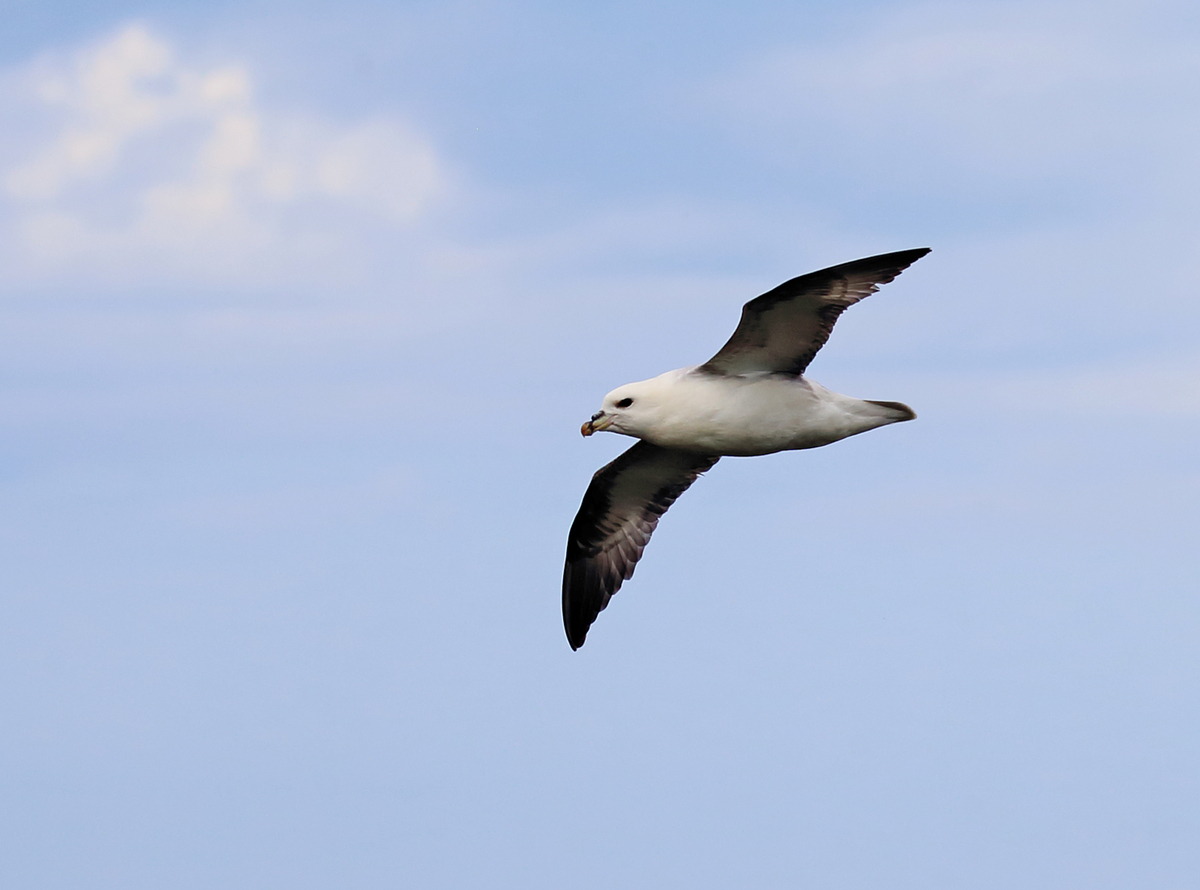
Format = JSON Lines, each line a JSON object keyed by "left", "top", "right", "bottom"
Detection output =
{"left": 699, "top": 248, "right": 930, "bottom": 377}
{"left": 563, "top": 441, "right": 720, "bottom": 650}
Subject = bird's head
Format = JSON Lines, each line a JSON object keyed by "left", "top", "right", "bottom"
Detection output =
{"left": 581, "top": 381, "right": 653, "bottom": 438}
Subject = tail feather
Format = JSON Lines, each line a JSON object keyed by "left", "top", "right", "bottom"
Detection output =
{"left": 864, "top": 399, "right": 916, "bottom": 422}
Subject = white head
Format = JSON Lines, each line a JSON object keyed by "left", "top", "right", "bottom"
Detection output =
{"left": 580, "top": 372, "right": 680, "bottom": 439}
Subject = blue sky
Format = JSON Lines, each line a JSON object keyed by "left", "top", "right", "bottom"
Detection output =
{"left": 2, "top": 1, "right": 1199, "bottom": 887}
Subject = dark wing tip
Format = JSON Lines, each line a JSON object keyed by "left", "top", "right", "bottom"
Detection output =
{"left": 829, "top": 246, "right": 931, "bottom": 283}
{"left": 565, "top": 617, "right": 584, "bottom": 651}
{"left": 562, "top": 561, "right": 606, "bottom": 650}
{"left": 888, "top": 246, "right": 932, "bottom": 267}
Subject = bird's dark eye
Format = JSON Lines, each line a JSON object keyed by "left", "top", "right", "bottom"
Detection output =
{"left": 616, "top": 397, "right": 634, "bottom": 408}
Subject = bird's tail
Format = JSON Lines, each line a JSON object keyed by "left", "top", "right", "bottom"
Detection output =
{"left": 863, "top": 400, "right": 917, "bottom": 422}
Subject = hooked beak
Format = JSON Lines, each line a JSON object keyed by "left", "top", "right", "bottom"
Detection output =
{"left": 581, "top": 410, "right": 614, "bottom": 437}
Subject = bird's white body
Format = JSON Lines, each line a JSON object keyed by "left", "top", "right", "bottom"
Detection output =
{"left": 598, "top": 367, "right": 913, "bottom": 457}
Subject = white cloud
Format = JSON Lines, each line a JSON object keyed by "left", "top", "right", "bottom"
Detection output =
{"left": 0, "top": 23, "right": 445, "bottom": 284}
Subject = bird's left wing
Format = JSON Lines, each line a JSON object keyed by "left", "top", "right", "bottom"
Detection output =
{"left": 563, "top": 441, "right": 720, "bottom": 650}
{"left": 700, "top": 248, "right": 930, "bottom": 377}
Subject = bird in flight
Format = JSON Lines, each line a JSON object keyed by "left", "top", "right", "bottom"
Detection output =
{"left": 563, "top": 247, "right": 930, "bottom": 649}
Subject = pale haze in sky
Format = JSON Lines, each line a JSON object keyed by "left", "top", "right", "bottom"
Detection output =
{"left": 2, "top": 1, "right": 1198, "bottom": 887}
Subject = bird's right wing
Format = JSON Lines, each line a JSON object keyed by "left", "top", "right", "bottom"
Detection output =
{"left": 700, "top": 248, "right": 930, "bottom": 377}
{"left": 563, "top": 441, "right": 720, "bottom": 650}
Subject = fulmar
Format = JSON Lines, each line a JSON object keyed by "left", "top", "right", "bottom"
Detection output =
{"left": 563, "top": 247, "right": 930, "bottom": 650}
